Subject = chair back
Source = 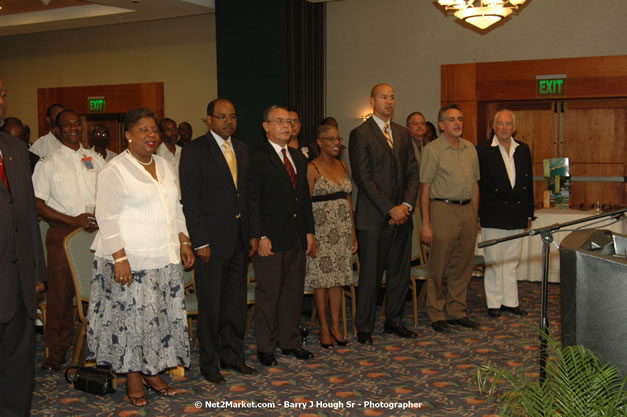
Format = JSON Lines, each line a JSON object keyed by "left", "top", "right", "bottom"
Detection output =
{"left": 183, "top": 268, "right": 194, "bottom": 288}
{"left": 412, "top": 210, "right": 428, "bottom": 264}
{"left": 39, "top": 219, "right": 49, "bottom": 265}
{"left": 64, "top": 228, "right": 97, "bottom": 320}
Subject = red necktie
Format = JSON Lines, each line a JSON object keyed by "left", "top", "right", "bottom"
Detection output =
{"left": 0, "top": 153, "right": 10, "bottom": 193}
{"left": 281, "top": 148, "right": 297, "bottom": 189}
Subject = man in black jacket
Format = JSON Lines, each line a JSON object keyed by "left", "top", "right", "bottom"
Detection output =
{"left": 180, "top": 98, "right": 260, "bottom": 384}
{"left": 0, "top": 76, "right": 47, "bottom": 417}
{"left": 476, "top": 109, "right": 534, "bottom": 318}
{"left": 251, "top": 105, "right": 317, "bottom": 366}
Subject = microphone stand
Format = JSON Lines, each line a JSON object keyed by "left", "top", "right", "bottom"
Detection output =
{"left": 478, "top": 208, "right": 627, "bottom": 382}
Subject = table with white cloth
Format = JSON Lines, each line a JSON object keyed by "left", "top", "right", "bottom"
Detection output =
{"left": 476, "top": 209, "right": 626, "bottom": 283}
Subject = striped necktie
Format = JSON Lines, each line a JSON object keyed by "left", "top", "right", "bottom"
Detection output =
{"left": 281, "top": 148, "right": 297, "bottom": 189}
{"left": 383, "top": 123, "right": 393, "bottom": 150}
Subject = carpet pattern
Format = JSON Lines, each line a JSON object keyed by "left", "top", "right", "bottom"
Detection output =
{"left": 31, "top": 279, "right": 561, "bottom": 416}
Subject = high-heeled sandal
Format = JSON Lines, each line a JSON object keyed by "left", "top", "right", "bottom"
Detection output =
{"left": 142, "top": 377, "right": 178, "bottom": 397}
{"left": 127, "top": 391, "right": 148, "bottom": 407}
{"left": 331, "top": 331, "right": 349, "bottom": 346}
{"left": 320, "top": 340, "right": 334, "bottom": 350}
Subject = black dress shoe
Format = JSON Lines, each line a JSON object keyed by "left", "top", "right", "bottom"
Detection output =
{"left": 281, "top": 348, "right": 313, "bottom": 360}
{"left": 257, "top": 351, "right": 278, "bottom": 366}
{"left": 201, "top": 370, "right": 226, "bottom": 384}
{"left": 501, "top": 305, "right": 528, "bottom": 316}
{"left": 220, "top": 361, "right": 258, "bottom": 375}
{"left": 488, "top": 308, "right": 501, "bottom": 318}
{"left": 383, "top": 322, "right": 417, "bottom": 339}
{"left": 431, "top": 320, "right": 450, "bottom": 333}
{"left": 357, "top": 332, "right": 373, "bottom": 344}
{"left": 447, "top": 317, "right": 480, "bottom": 329}
{"left": 40, "top": 358, "right": 60, "bottom": 371}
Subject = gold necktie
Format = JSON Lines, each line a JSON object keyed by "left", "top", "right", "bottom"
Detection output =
{"left": 383, "top": 123, "right": 393, "bottom": 150}
{"left": 223, "top": 141, "right": 237, "bottom": 189}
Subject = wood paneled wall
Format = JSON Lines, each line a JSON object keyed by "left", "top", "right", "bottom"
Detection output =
{"left": 37, "top": 82, "right": 164, "bottom": 137}
{"left": 441, "top": 55, "right": 627, "bottom": 206}
{"left": 441, "top": 55, "right": 627, "bottom": 143}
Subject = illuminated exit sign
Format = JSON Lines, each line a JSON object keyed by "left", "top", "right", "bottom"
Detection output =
{"left": 536, "top": 74, "right": 567, "bottom": 97}
{"left": 88, "top": 96, "right": 106, "bottom": 112}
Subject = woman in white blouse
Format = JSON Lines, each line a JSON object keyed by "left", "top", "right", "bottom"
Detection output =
{"left": 87, "top": 108, "right": 195, "bottom": 407}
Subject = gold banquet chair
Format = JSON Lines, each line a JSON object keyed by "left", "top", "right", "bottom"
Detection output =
{"left": 64, "top": 227, "right": 97, "bottom": 366}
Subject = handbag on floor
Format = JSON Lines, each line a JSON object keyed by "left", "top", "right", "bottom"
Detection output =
{"left": 64, "top": 366, "right": 117, "bottom": 395}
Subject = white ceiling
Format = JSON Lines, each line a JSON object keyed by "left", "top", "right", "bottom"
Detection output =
{"left": 0, "top": 0, "right": 215, "bottom": 37}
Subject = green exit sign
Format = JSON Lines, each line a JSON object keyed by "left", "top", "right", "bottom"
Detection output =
{"left": 536, "top": 75, "right": 567, "bottom": 97}
{"left": 88, "top": 96, "right": 105, "bottom": 112}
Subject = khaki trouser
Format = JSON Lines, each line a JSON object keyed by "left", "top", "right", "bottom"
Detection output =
{"left": 426, "top": 200, "right": 477, "bottom": 322}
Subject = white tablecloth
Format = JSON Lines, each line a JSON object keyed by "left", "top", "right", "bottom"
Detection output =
{"left": 477, "top": 209, "right": 626, "bottom": 283}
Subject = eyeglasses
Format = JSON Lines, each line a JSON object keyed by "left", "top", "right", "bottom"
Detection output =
{"left": 210, "top": 114, "right": 237, "bottom": 121}
{"left": 267, "top": 118, "right": 294, "bottom": 126}
{"left": 319, "top": 136, "right": 343, "bottom": 143}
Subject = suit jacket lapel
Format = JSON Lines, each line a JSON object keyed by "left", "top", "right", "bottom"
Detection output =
{"left": 206, "top": 134, "right": 236, "bottom": 189}
{"left": 232, "top": 139, "right": 245, "bottom": 190}
{"left": 490, "top": 145, "right": 513, "bottom": 192}
{"left": 265, "top": 142, "right": 293, "bottom": 189}
{"left": 367, "top": 117, "right": 394, "bottom": 155}
{"left": 0, "top": 138, "right": 12, "bottom": 194}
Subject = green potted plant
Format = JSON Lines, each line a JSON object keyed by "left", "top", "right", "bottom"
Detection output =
{"left": 477, "top": 333, "right": 627, "bottom": 416}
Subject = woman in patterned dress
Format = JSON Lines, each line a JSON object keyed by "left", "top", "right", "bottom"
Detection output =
{"left": 305, "top": 124, "right": 358, "bottom": 349}
{"left": 87, "top": 108, "right": 195, "bottom": 406}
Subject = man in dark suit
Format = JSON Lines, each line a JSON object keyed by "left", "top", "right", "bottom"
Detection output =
{"left": 180, "top": 98, "right": 260, "bottom": 384}
{"left": 0, "top": 77, "right": 47, "bottom": 417}
{"left": 349, "top": 83, "right": 420, "bottom": 344}
{"left": 251, "top": 105, "right": 316, "bottom": 366}
{"left": 477, "top": 109, "right": 533, "bottom": 318}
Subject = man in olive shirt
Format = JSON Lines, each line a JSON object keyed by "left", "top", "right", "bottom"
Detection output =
{"left": 419, "top": 104, "right": 480, "bottom": 333}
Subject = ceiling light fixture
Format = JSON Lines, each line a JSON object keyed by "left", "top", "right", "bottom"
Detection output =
{"left": 435, "top": 0, "right": 528, "bottom": 30}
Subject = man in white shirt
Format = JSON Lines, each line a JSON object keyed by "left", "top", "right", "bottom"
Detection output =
{"left": 89, "top": 124, "right": 117, "bottom": 162}
{"left": 476, "top": 109, "right": 534, "bottom": 318}
{"left": 33, "top": 109, "right": 106, "bottom": 371}
{"left": 30, "top": 103, "right": 65, "bottom": 158}
{"left": 156, "top": 117, "right": 182, "bottom": 175}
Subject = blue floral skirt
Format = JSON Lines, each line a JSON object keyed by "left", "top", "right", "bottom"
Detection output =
{"left": 86, "top": 258, "right": 190, "bottom": 374}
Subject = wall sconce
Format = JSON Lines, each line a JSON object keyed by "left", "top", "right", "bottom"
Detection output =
{"left": 361, "top": 113, "right": 372, "bottom": 121}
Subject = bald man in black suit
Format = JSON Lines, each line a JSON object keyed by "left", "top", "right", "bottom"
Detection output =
{"left": 349, "top": 83, "right": 420, "bottom": 344}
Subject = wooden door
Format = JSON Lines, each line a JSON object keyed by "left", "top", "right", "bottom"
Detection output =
{"left": 562, "top": 99, "right": 627, "bottom": 207}
{"left": 84, "top": 114, "right": 125, "bottom": 154}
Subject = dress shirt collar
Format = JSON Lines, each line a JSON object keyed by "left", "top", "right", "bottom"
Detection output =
{"left": 267, "top": 139, "right": 297, "bottom": 174}
{"left": 490, "top": 135, "right": 519, "bottom": 153}
{"left": 209, "top": 129, "right": 232, "bottom": 148}
{"left": 371, "top": 114, "right": 393, "bottom": 138}
{"left": 59, "top": 142, "right": 87, "bottom": 155}
{"left": 437, "top": 135, "right": 470, "bottom": 151}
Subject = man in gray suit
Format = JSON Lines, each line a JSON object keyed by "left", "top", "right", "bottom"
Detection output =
{"left": 0, "top": 76, "right": 47, "bottom": 417}
{"left": 349, "top": 83, "right": 420, "bottom": 344}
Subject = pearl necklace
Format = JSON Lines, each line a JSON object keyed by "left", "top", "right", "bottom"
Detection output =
{"left": 126, "top": 149, "right": 153, "bottom": 166}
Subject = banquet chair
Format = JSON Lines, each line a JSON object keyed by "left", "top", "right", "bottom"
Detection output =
{"left": 63, "top": 227, "right": 96, "bottom": 366}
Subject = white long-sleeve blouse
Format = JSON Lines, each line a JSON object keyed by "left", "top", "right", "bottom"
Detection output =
{"left": 91, "top": 151, "right": 189, "bottom": 270}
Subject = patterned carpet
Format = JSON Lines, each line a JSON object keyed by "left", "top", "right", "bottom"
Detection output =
{"left": 30, "top": 278, "right": 561, "bottom": 417}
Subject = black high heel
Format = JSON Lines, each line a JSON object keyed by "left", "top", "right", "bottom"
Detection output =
{"left": 331, "top": 331, "right": 349, "bottom": 346}
{"left": 320, "top": 341, "right": 334, "bottom": 350}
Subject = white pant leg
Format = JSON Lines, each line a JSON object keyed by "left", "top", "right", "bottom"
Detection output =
{"left": 482, "top": 228, "right": 523, "bottom": 308}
